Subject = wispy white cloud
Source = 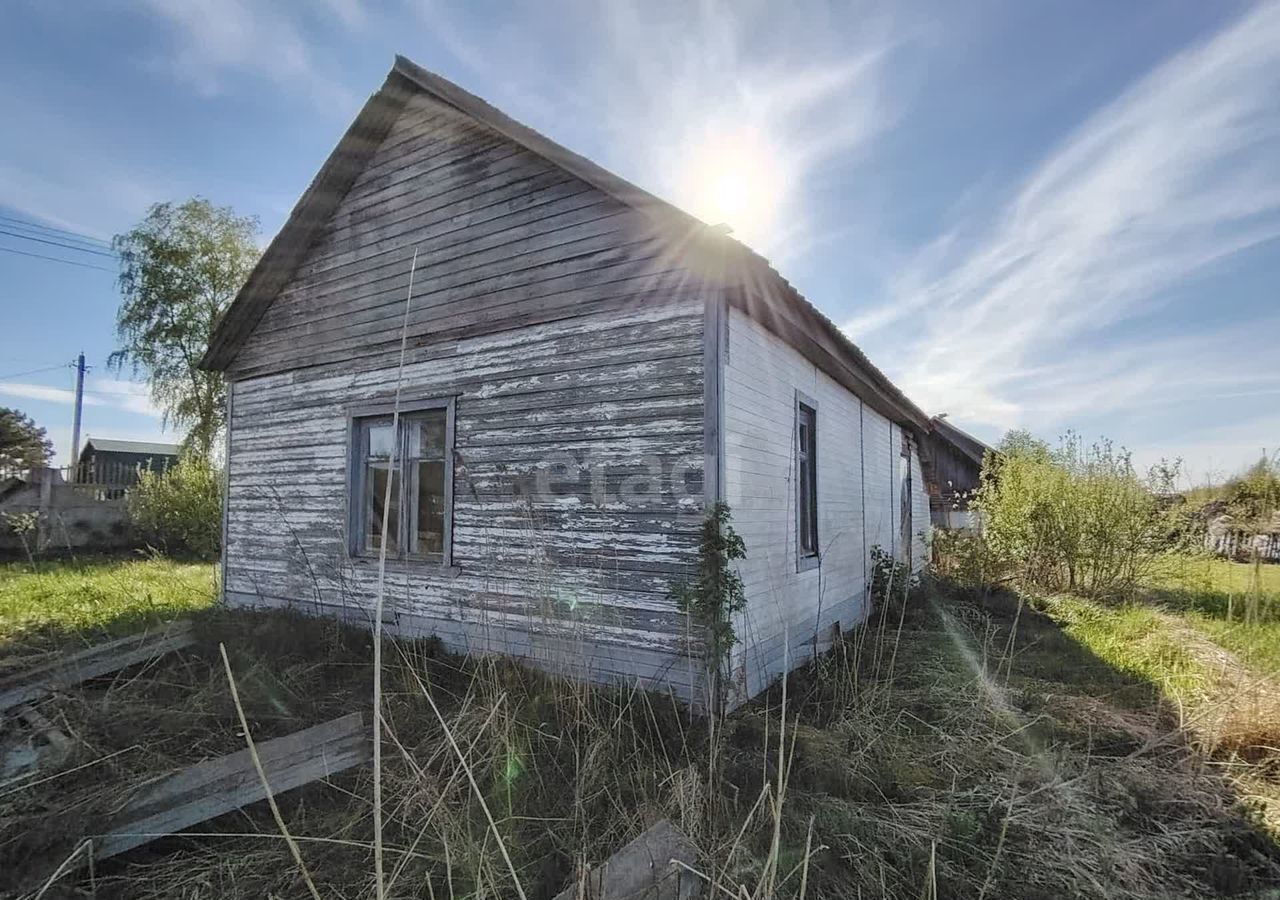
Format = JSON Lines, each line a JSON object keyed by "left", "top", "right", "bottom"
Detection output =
{"left": 583, "top": 0, "right": 906, "bottom": 261}
{"left": 0, "top": 382, "right": 103, "bottom": 407}
{"left": 848, "top": 1, "right": 1280, "bottom": 436}
{"left": 319, "top": 0, "right": 365, "bottom": 30}
{"left": 0, "top": 76, "right": 178, "bottom": 238}
{"left": 408, "top": 0, "right": 914, "bottom": 262}
{"left": 0, "top": 377, "right": 161, "bottom": 419}
{"left": 82, "top": 378, "right": 163, "bottom": 419}
{"left": 0, "top": 377, "right": 168, "bottom": 463}
{"left": 135, "top": 0, "right": 356, "bottom": 110}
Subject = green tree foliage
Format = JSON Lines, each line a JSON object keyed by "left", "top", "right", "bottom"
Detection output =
{"left": 675, "top": 502, "right": 747, "bottom": 685}
{"left": 127, "top": 455, "right": 224, "bottom": 559}
{"left": 0, "top": 407, "right": 54, "bottom": 470}
{"left": 972, "top": 431, "right": 1174, "bottom": 597}
{"left": 110, "top": 198, "right": 259, "bottom": 458}
{"left": 1224, "top": 452, "right": 1280, "bottom": 529}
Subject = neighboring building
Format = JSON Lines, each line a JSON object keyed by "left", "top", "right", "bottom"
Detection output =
{"left": 76, "top": 438, "right": 180, "bottom": 487}
{"left": 200, "top": 57, "right": 932, "bottom": 708}
{"left": 926, "top": 415, "right": 992, "bottom": 531}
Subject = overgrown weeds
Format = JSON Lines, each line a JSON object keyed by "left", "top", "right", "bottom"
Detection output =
{"left": 5, "top": 567, "right": 1280, "bottom": 898}
{"left": 972, "top": 431, "right": 1175, "bottom": 597}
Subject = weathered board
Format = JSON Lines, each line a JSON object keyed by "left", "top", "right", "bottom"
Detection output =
{"left": 552, "top": 819, "right": 700, "bottom": 900}
{"left": 218, "top": 86, "right": 714, "bottom": 701}
{"left": 0, "top": 621, "right": 195, "bottom": 712}
{"left": 226, "top": 91, "right": 691, "bottom": 380}
{"left": 97, "top": 712, "right": 369, "bottom": 859}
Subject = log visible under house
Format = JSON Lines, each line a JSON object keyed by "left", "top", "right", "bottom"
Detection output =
{"left": 96, "top": 712, "right": 369, "bottom": 859}
{"left": 0, "top": 621, "right": 195, "bottom": 713}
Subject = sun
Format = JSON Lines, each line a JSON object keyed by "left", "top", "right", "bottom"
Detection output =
{"left": 679, "top": 129, "right": 786, "bottom": 249}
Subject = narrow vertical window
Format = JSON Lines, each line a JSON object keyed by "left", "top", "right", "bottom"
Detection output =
{"left": 796, "top": 396, "right": 819, "bottom": 563}
{"left": 362, "top": 420, "right": 400, "bottom": 555}
{"left": 406, "top": 413, "right": 447, "bottom": 556}
{"left": 351, "top": 401, "right": 453, "bottom": 563}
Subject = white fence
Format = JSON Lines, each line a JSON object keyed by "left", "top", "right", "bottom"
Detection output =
{"left": 1205, "top": 521, "right": 1280, "bottom": 562}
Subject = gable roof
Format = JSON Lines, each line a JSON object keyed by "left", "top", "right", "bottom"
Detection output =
{"left": 202, "top": 56, "right": 929, "bottom": 430}
{"left": 82, "top": 438, "right": 181, "bottom": 457}
{"left": 928, "top": 416, "right": 992, "bottom": 468}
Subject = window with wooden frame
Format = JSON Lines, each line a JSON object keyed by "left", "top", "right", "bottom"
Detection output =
{"left": 795, "top": 392, "right": 819, "bottom": 569}
{"left": 348, "top": 399, "right": 454, "bottom": 563}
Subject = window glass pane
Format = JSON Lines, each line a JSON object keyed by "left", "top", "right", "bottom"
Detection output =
{"left": 366, "top": 422, "right": 395, "bottom": 459}
{"left": 797, "top": 404, "right": 818, "bottom": 556}
{"left": 406, "top": 412, "right": 446, "bottom": 459}
{"left": 365, "top": 461, "right": 399, "bottom": 554}
{"left": 799, "top": 458, "right": 812, "bottom": 551}
{"left": 412, "top": 460, "right": 446, "bottom": 555}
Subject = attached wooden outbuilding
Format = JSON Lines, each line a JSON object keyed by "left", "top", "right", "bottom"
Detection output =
{"left": 201, "top": 57, "right": 932, "bottom": 708}
{"left": 925, "top": 415, "right": 992, "bottom": 532}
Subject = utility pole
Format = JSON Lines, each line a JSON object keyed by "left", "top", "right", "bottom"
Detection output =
{"left": 70, "top": 352, "right": 86, "bottom": 469}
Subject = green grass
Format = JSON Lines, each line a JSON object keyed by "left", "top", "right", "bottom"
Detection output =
{"left": 0, "top": 557, "right": 218, "bottom": 656}
{"left": 1142, "top": 555, "right": 1280, "bottom": 674}
{"left": 1027, "top": 556, "right": 1280, "bottom": 734}
{"left": 1035, "top": 593, "right": 1212, "bottom": 706}
{"left": 1147, "top": 554, "right": 1280, "bottom": 602}
{"left": 4, "top": 557, "right": 1279, "bottom": 898}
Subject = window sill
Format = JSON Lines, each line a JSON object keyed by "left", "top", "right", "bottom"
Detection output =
{"left": 796, "top": 554, "right": 821, "bottom": 573}
{"left": 347, "top": 555, "right": 462, "bottom": 578}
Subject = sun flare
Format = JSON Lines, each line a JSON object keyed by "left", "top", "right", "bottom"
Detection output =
{"left": 679, "top": 130, "right": 786, "bottom": 249}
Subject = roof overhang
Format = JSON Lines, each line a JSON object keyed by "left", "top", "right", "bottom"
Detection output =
{"left": 929, "top": 416, "right": 992, "bottom": 466}
{"left": 201, "top": 56, "right": 930, "bottom": 430}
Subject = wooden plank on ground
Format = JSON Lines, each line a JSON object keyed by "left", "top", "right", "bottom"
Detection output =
{"left": 96, "top": 712, "right": 369, "bottom": 859}
{"left": 0, "top": 621, "right": 196, "bottom": 713}
{"left": 553, "top": 819, "right": 700, "bottom": 900}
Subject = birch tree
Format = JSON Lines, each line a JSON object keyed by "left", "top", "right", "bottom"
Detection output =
{"left": 110, "top": 198, "right": 259, "bottom": 458}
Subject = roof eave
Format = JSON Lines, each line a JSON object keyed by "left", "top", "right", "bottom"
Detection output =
{"left": 201, "top": 55, "right": 931, "bottom": 434}
{"left": 200, "top": 71, "right": 414, "bottom": 372}
{"left": 930, "top": 416, "right": 992, "bottom": 466}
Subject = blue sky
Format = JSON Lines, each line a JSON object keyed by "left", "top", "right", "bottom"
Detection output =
{"left": 1, "top": 0, "right": 1277, "bottom": 484}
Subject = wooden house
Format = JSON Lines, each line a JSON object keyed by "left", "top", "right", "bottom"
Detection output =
{"left": 76, "top": 438, "right": 180, "bottom": 488}
{"left": 201, "top": 57, "right": 932, "bottom": 707}
{"left": 925, "top": 415, "right": 991, "bottom": 531}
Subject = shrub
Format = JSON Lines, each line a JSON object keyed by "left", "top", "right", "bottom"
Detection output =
{"left": 673, "top": 501, "right": 747, "bottom": 701}
{"left": 128, "top": 455, "right": 223, "bottom": 559}
{"left": 868, "top": 544, "right": 918, "bottom": 621}
{"left": 972, "top": 431, "right": 1172, "bottom": 597}
{"left": 1223, "top": 453, "right": 1280, "bottom": 528}
{"left": 931, "top": 528, "right": 1009, "bottom": 591}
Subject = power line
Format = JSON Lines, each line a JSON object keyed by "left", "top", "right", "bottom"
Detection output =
{"left": 0, "top": 245, "right": 115, "bottom": 272}
{"left": 0, "top": 216, "right": 112, "bottom": 248}
{"left": 0, "top": 220, "right": 112, "bottom": 252}
{"left": 0, "top": 228, "right": 117, "bottom": 258}
{"left": 0, "top": 362, "right": 72, "bottom": 381}
{"left": 0, "top": 213, "right": 112, "bottom": 248}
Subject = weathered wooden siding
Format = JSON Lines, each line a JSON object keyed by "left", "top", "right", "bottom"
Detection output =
{"left": 217, "top": 75, "right": 937, "bottom": 706}
{"left": 226, "top": 274, "right": 709, "bottom": 697}
{"left": 927, "top": 434, "right": 983, "bottom": 528}
{"left": 720, "top": 308, "right": 928, "bottom": 699}
{"left": 226, "top": 90, "right": 687, "bottom": 380}
{"left": 218, "top": 88, "right": 721, "bottom": 698}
